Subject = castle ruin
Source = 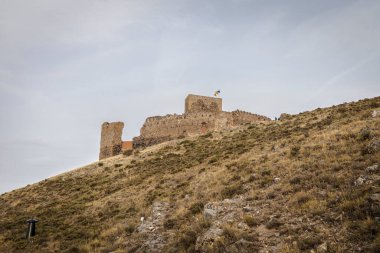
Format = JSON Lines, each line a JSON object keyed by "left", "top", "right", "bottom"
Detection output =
{"left": 99, "top": 94, "right": 270, "bottom": 160}
{"left": 99, "top": 122, "right": 133, "bottom": 160}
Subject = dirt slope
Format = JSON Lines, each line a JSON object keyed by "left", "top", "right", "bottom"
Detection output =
{"left": 0, "top": 97, "right": 379, "bottom": 253}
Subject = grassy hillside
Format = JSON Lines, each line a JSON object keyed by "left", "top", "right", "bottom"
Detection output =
{"left": 0, "top": 97, "right": 379, "bottom": 253}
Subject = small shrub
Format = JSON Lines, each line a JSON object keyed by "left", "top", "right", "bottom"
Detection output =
{"left": 260, "top": 169, "right": 271, "bottom": 176}
{"left": 189, "top": 202, "right": 204, "bottom": 214}
{"left": 358, "top": 128, "right": 371, "bottom": 141}
{"left": 371, "top": 234, "right": 380, "bottom": 253}
{"left": 208, "top": 157, "right": 218, "bottom": 164}
{"left": 266, "top": 218, "right": 282, "bottom": 229}
{"left": 281, "top": 244, "right": 301, "bottom": 253}
{"left": 267, "top": 191, "right": 276, "bottom": 199}
{"left": 289, "top": 176, "right": 301, "bottom": 185}
{"left": 290, "top": 146, "right": 300, "bottom": 157}
{"left": 63, "top": 246, "right": 88, "bottom": 253}
{"left": 145, "top": 190, "right": 159, "bottom": 205}
{"left": 347, "top": 217, "right": 379, "bottom": 241}
{"left": 163, "top": 219, "right": 176, "bottom": 229}
{"left": 259, "top": 176, "right": 273, "bottom": 187}
{"left": 340, "top": 197, "right": 368, "bottom": 219}
{"left": 222, "top": 225, "right": 240, "bottom": 241}
{"left": 97, "top": 162, "right": 104, "bottom": 167}
{"left": 293, "top": 191, "right": 311, "bottom": 206}
{"left": 201, "top": 132, "right": 213, "bottom": 138}
{"left": 229, "top": 175, "right": 241, "bottom": 182}
{"left": 361, "top": 141, "right": 379, "bottom": 155}
{"left": 297, "top": 235, "right": 321, "bottom": 250}
{"left": 302, "top": 199, "right": 327, "bottom": 216}
{"left": 198, "top": 218, "right": 211, "bottom": 229}
{"left": 125, "top": 224, "right": 135, "bottom": 234}
{"left": 221, "top": 183, "right": 244, "bottom": 199}
{"left": 178, "top": 229, "right": 197, "bottom": 250}
{"left": 123, "top": 150, "right": 133, "bottom": 156}
{"left": 244, "top": 215, "right": 259, "bottom": 227}
{"left": 247, "top": 174, "right": 257, "bottom": 182}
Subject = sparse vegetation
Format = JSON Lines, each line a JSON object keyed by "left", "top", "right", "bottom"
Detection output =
{"left": 0, "top": 96, "right": 379, "bottom": 252}
{"left": 188, "top": 201, "right": 204, "bottom": 215}
{"left": 123, "top": 149, "right": 133, "bottom": 156}
{"left": 243, "top": 215, "right": 259, "bottom": 227}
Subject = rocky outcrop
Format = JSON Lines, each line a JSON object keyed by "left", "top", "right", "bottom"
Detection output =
{"left": 136, "top": 202, "right": 170, "bottom": 252}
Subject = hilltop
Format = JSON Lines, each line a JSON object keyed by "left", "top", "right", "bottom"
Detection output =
{"left": 0, "top": 97, "right": 379, "bottom": 253}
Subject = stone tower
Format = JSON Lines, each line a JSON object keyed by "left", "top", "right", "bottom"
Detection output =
{"left": 99, "top": 122, "right": 124, "bottom": 160}
{"left": 185, "top": 94, "right": 222, "bottom": 114}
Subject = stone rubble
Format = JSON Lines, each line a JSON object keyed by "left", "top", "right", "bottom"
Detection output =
{"left": 136, "top": 202, "right": 170, "bottom": 252}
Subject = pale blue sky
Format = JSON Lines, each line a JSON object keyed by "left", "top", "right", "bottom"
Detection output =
{"left": 1, "top": 0, "right": 379, "bottom": 193}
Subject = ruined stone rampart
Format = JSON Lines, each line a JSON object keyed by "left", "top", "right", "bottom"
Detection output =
{"left": 133, "top": 112, "right": 221, "bottom": 148}
{"left": 133, "top": 108, "right": 270, "bottom": 148}
{"left": 100, "top": 94, "right": 271, "bottom": 156}
{"left": 231, "top": 110, "right": 271, "bottom": 125}
{"left": 99, "top": 122, "right": 124, "bottom": 160}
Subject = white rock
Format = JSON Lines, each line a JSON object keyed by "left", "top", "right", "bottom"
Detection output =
{"left": 203, "top": 203, "right": 218, "bottom": 220}
{"left": 366, "top": 165, "right": 378, "bottom": 174}
{"left": 354, "top": 176, "right": 366, "bottom": 186}
{"left": 372, "top": 110, "right": 380, "bottom": 118}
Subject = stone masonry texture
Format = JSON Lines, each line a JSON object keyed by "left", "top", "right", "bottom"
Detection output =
{"left": 99, "top": 122, "right": 124, "bottom": 160}
{"left": 133, "top": 95, "right": 271, "bottom": 148}
{"left": 99, "top": 94, "right": 271, "bottom": 157}
{"left": 185, "top": 94, "right": 222, "bottom": 113}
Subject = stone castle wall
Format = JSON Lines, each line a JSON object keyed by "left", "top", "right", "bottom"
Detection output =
{"left": 133, "top": 110, "right": 271, "bottom": 148}
{"left": 99, "top": 122, "right": 124, "bottom": 160}
{"left": 100, "top": 94, "right": 272, "bottom": 157}
{"left": 133, "top": 113, "right": 221, "bottom": 148}
{"left": 231, "top": 110, "right": 271, "bottom": 125}
{"left": 185, "top": 94, "right": 222, "bottom": 113}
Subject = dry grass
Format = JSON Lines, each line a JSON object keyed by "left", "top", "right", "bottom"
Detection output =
{"left": 0, "top": 96, "right": 379, "bottom": 252}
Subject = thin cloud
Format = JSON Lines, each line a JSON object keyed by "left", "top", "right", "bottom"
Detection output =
{"left": 312, "top": 52, "right": 380, "bottom": 99}
{"left": 0, "top": 0, "right": 379, "bottom": 193}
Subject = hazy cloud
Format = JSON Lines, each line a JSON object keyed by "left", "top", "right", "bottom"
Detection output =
{"left": 1, "top": 0, "right": 379, "bottom": 193}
